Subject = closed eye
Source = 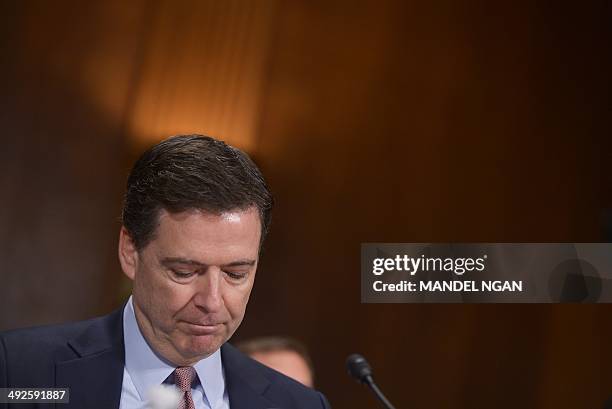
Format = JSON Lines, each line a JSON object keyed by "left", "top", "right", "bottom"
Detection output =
{"left": 171, "top": 269, "right": 197, "bottom": 278}
{"left": 225, "top": 271, "right": 248, "bottom": 280}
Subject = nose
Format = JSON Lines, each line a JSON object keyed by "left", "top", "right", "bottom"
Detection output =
{"left": 193, "top": 267, "right": 223, "bottom": 313}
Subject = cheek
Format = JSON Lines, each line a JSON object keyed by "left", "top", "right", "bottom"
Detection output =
{"left": 135, "top": 269, "right": 195, "bottom": 321}
{"left": 224, "top": 284, "right": 253, "bottom": 321}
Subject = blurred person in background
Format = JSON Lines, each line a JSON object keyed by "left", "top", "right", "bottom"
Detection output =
{"left": 237, "top": 336, "right": 315, "bottom": 388}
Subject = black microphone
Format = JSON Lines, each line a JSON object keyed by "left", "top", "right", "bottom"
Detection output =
{"left": 346, "top": 354, "right": 396, "bottom": 409}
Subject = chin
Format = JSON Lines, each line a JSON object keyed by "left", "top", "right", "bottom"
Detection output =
{"left": 179, "top": 334, "right": 225, "bottom": 358}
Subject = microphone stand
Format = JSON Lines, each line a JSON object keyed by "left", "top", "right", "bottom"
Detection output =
{"left": 362, "top": 374, "right": 396, "bottom": 409}
{"left": 346, "top": 354, "right": 397, "bottom": 409}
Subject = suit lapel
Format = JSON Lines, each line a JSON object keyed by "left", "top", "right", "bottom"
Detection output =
{"left": 55, "top": 309, "right": 125, "bottom": 409}
{"left": 55, "top": 348, "right": 124, "bottom": 409}
{"left": 222, "top": 344, "right": 275, "bottom": 409}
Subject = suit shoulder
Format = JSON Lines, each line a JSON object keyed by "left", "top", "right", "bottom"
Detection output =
{"left": 0, "top": 310, "right": 124, "bottom": 387}
{"left": 222, "top": 343, "right": 330, "bottom": 408}
{"left": 244, "top": 354, "right": 330, "bottom": 408}
{"left": 252, "top": 357, "right": 316, "bottom": 393}
{"left": 1, "top": 315, "right": 104, "bottom": 352}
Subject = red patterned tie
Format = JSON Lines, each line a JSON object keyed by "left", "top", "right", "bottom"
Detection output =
{"left": 174, "top": 366, "right": 196, "bottom": 409}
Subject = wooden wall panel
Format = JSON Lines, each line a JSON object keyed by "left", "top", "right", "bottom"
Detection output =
{"left": 0, "top": 0, "right": 148, "bottom": 328}
{"left": 123, "top": 0, "right": 277, "bottom": 152}
{"left": 239, "top": 1, "right": 612, "bottom": 408}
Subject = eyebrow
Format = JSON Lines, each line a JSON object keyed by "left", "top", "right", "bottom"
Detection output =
{"left": 161, "top": 257, "right": 256, "bottom": 268}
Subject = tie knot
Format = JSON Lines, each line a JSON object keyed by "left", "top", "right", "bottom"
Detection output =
{"left": 174, "top": 366, "right": 196, "bottom": 392}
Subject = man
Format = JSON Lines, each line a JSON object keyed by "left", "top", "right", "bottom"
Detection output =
{"left": 0, "top": 135, "right": 331, "bottom": 409}
{"left": 237, "top": 337, "right": 315, "bottom": 388}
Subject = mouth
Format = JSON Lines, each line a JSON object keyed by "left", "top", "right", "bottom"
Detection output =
{"left": 181, "top": 321, "right": 223, "bottom": 335}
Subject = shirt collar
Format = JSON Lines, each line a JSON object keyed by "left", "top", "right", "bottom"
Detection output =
{"left": 123, "top": 296, "right": 226, "bottom": 405}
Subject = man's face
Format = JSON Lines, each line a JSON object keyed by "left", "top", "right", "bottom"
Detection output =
{"left": 119, "top": 207, "right": 261, "bottom": 365}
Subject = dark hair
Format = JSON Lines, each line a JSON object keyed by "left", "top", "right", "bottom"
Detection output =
{"left": 122, "top": 134, "right": 273, "bottom": 251}
{"left": 236, "top": 336, "right": 315, "bottom": 379}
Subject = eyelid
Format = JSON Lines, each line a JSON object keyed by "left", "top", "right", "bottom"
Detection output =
{"left": 224, "top": 270, "right": 248, "bottom": 279}
{"left": 171, "top": 268, "right": 197, "bottom": 277}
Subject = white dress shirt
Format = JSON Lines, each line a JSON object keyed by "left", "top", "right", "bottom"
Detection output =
{"left": 119, "top": 297, "right": 230, "bottom": 409}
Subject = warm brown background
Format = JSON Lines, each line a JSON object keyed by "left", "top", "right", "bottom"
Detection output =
{"left": 1, "top": 1, "right": 611, "bottom": 408}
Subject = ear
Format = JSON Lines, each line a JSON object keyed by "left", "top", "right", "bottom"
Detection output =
{"left": 118, "top": 226, "right": 139, "bottom": 280}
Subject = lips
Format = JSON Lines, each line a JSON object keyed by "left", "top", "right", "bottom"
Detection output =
{"left": 181, "top": 321, "right": 223, "bottom": 335}
{"left": 185, "top": 320, "right": 222, "bottom": 326}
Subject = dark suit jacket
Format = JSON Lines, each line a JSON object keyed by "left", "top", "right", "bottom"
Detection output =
{"left": 0, "top": 308, "right": 331, "bottom": 409}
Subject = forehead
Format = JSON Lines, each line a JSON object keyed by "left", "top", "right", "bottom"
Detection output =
{"left": 147, "top": 207, "right": 262, "bottom": 263}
